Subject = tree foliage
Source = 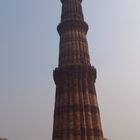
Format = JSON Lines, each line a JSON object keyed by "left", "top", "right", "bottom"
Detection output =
{"left": 0, "top": 138, "right": 8, "bottom": 140}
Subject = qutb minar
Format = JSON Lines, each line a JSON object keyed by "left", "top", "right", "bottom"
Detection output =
{"left": 52, "top": 0, "right": 104, "bottom": 140}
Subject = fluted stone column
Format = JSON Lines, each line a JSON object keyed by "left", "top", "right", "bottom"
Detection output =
{"left": 52, "top": 0, "right": 104, "bottom": 140}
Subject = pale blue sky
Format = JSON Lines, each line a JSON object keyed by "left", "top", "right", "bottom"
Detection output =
{"left": 0, "top": 0, "right": 140, "bottom": 140}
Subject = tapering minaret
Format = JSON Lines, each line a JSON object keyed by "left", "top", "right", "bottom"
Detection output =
{"left": 52, "top": 0, "right": 104, "bottom": 140}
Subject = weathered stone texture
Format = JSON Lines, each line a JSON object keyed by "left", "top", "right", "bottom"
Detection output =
{"left": 52, "top": 0, "right": 104, "bottom": 140}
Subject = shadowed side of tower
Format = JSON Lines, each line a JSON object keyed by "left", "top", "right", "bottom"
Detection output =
{"left": 52, "top": 0, "right": 104, "bottom": 140}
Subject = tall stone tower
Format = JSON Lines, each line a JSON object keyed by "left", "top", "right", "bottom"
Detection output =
{"left": 52, "top": 0, "right": 104, "bottom": 140}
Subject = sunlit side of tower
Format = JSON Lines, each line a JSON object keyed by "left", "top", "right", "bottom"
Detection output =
{"left": 52, "top": 0, "right": 104, "bottom": 140}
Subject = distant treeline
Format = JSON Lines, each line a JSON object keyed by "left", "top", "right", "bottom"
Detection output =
{"left": 0, "top": 138, "right": 8, "bottom": 140}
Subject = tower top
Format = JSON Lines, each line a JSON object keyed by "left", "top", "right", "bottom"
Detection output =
{"left": 60, "top": 0, "right": 84, "bottom": 22}
{"left": 57, "top": 0, "right": 90, "bottom": 67}
{"left": 60, "top": 0, "right": 82, "bottom": 3}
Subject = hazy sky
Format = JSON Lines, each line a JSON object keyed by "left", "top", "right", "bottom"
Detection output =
{"left": 0, "top": 0, "right": 140, "bottom": 140}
